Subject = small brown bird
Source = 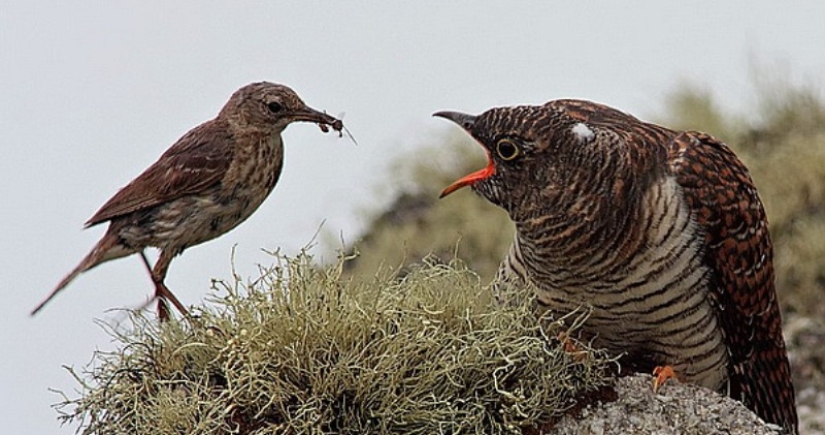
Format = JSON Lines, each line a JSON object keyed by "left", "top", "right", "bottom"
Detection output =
{"left": 33, "top": 82, "right": 342, "bottom": 320}
{"left": 436, "top": 100, "right": 797, "bottom": 433}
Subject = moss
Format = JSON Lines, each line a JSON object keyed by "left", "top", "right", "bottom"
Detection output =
{"left": 58, "top": 251, "right": 613, "bottom": 434}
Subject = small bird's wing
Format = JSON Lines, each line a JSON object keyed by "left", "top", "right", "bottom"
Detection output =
{"left": 86, "top": 120, "right": 235, "bottom": 226}
{"left": 668, "top": 131, "right": 797, "bottom": 433}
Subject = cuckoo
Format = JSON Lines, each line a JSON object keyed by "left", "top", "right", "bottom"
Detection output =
{"left": 436, "top": 99, "right": 797, "bottom": 433}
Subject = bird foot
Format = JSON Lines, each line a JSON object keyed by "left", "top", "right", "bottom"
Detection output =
{"left": 557, "top": 331, "right": 588, "bottom": 362}
{"left": 652, "top": 365, "right": 681, "bottom": 393}
{"left": 132, "top": 293, "right": 175, "bottom": 322}
{"left": 152, "top": 282, "right": 189, "bottom": 322}
{"left": 156, "top": 297, "right": 171, "bottom": 322}
{"left": 138, "top": 252, "right": 189, "bottom": 321}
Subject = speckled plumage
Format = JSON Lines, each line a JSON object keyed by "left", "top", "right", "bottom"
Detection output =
{"left": 33, "top": 82, "right": 341, "bottom": 320}
{"left": 436, "top": 100, "right": 797, "bottom": 433}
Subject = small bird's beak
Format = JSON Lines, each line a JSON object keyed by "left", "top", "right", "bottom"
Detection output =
{"left": 433, "top": 111, "right": 495, "bottom": 198}
{"left": 293, "top": 106, "right": 343, "bottom": 134}
{"left": 293, "top": 106, "right": 338, "bottom": 124}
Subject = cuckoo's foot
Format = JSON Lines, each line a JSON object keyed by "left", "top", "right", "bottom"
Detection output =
{"left": 558, "top": 331, "right": 588, "bottom": 362}
{"left": 652, "top": 365, "right": 681, "bottom": 393}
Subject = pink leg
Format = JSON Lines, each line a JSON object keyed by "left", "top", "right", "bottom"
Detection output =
{"left": 139, "top": 251, "right": 189, "bottom": 321}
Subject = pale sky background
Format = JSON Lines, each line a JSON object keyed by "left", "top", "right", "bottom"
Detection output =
{"left": 2, "top": 2, "right": 824, "bottom": 433}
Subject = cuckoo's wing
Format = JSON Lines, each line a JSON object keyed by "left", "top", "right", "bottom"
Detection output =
{"left": 86, "top": 120, "right": 235, "bottom": 227}
{"left": 668, "top": 131, "right": 797, "bottom": 433}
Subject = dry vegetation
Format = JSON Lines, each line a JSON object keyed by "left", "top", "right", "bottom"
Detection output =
{"left": 58, "top": 252, "right": 613, "bottom": 434}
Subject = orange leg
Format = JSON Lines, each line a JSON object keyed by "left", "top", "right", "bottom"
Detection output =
{"left": 652, "top": 365, "right": 681, "bottom": 393}
{"left": 557, "top": 331, "right": 588, "bottom": 362}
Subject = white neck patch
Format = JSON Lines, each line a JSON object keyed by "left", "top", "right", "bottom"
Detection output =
{"left": 571, "top": 122, "right": 595, "bottom": 141}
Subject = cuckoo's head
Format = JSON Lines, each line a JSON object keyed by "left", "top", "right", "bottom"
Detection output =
{"left": 435, "top": 100, "right": 657, "bottom": 220}
{"left": 220, "top": 82, "right": 341, "bottom": 133}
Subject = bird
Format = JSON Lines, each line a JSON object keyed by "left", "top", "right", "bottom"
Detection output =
{"left": 32, "top": 82, "right": 343, "bottom": 321}
{"left": 435, "top": 99, "right": 798, "bottom": 433}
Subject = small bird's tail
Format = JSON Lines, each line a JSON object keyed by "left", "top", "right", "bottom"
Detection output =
{"left": 31, "top": 232, "right": 130, "bottom": 316}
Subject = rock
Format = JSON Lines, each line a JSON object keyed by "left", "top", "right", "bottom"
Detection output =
{"left": 551, "top": 374, "right": 783, "bottom": 435}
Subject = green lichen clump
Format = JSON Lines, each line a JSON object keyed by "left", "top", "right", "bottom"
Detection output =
{"left": 59, "top": 252, "right": 611, "bottom": 434}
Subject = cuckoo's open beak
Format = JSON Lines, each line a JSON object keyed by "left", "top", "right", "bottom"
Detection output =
{"left": 433, "top": 111, "right": 494, "bottom": 198}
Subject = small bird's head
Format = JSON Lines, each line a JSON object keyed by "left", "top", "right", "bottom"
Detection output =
{"left": 220, "top": 81, "right": 341, "bottom": 133}
{"left": 435, "top": 101, "right": 658, "bottom": 221}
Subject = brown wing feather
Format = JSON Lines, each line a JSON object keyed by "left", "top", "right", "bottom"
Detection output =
{"left": 86, "top": 119, "right": 235, "bottom": 227}
{"left": 668, "top": 131, "right": 797, "bottom": 433}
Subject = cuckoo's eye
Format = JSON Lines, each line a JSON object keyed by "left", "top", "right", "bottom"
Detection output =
{"left": 267, "top": 102, "right": 283, "bottom": 113}
{"left": 496, "top": 139, "right": 520, "bottom": 161}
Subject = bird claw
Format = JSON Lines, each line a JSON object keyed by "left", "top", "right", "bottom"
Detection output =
{"left": 157, "top": 298, "right": 171, "bottom": 322}
{"left": 558, "top": 331, "right": 588, "bottom": 362}
{"left": 152, "top": 283, "right": 189, "bottom": 322}
{"left": 652, "top": 365, "right": 680, "bottom": 393}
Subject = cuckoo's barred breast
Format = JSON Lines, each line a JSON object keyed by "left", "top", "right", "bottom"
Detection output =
{"left": 511, "top": 175, "right": 730, "bottom": 391}
{"left": 436, "top": 99, "right": 798, "bottom": 433}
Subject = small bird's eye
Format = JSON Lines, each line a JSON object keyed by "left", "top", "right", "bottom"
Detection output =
{"left": 496, "top": 139, "right": 520, "bottom": 161}
{"left": 267, "top": 102, "right": 283, "bottom": 113}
